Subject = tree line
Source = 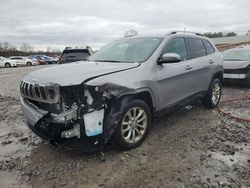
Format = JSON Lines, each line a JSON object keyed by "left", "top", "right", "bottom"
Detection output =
{"left": 203, "top": 32, "right": 237, "bottom": 38}
{"left": 0, "top": 42, "right": 61, "bottom": 57}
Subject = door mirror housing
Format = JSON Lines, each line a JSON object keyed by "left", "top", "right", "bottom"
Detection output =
{"left": 157, "top": 53, "right": 181, "bottom": 65}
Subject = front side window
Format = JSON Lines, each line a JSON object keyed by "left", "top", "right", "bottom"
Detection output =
{"left": 161, "top": 37, "right": 188, "bottom": 61}
{"left": 187, "top": 38, "right": 207, "bottom": 59}
{"left": 88, "top": 37, "right": 163, "bottom": 63}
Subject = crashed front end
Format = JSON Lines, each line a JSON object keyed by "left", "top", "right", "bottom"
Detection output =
{"left": 20, "top": 81, "right": 123, "bottom": 152}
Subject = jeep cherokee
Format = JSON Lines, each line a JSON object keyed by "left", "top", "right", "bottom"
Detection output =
{"left": 20, "top": 31, "right": 223, "bottom": 152}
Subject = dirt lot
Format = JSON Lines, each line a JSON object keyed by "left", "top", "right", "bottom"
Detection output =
{"left": 0, "top": 66, "right": 249, "bottom": 188}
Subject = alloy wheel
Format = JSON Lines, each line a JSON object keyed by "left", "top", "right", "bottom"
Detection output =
{"left": 211, "top": 82, "right": 221, "bottom": 105}
{"left": 121, "top": 107, "right": 148, "bottom": 144}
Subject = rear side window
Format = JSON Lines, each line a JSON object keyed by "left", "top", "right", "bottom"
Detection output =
{"left": 203, "top": 40, "right": 215, "bottom": 55}
{"left": 162, "top": 38, "right": 188, "bottom": 61}
{"left": 11, "top": 57, "right": 22, "bottom": 60}
{"left": 61, "top": 50, "right": 90, "bottom": 63}
{"left": 187, "top": 38, "right": 207, "bottom": 59}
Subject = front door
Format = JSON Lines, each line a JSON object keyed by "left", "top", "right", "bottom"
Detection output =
{"left": 154, "top": 37, "right": 194, "bottom": 110}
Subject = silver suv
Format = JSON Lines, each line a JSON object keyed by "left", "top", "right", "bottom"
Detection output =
{"left": 20, "top": 31, "right": 223, "bottom": 152}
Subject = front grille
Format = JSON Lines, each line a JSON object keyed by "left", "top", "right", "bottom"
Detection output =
{"left": 20, "top": 81, "right": 60, "bottom": 103}
{"left": 20, "top": 81, "right": 48, "bottom": 100}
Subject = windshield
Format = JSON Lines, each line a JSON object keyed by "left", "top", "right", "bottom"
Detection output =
{"left": 223, "top": 50, "right": 250, "bottom": 61}
{"left": 88, "top": 37, "right": 163, "bottom": 63}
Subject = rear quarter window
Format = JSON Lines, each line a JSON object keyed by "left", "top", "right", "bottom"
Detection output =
{"left": 187, "top": 38, "right": 207, "bottom": 59}
{"left": 203, "top": 40, "right": 215, "bottom": 55}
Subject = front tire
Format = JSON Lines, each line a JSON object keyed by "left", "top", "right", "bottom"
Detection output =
{"left": 202, "top": 79, "right": 222, "bottom": 108}
{"left": 112, "top": 99, "right": 151, "bottom": 150}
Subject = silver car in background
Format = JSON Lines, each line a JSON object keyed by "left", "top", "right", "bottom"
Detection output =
{"left": 223, "top": 46, "right": 250, "bottom": 85}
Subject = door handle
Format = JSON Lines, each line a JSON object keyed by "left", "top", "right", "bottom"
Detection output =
{"left": 209, "top": 60, "right": 214, "bottom": 64}
{"left": 185, "top": 65, "right": 193, "bottom": 70}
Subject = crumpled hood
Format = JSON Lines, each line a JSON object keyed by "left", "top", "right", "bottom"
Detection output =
{"left": 223, "top": 60, "right": 250, "bottom": 69}
{"left": 23, "top": 61, "right": 140, "bottom": 86}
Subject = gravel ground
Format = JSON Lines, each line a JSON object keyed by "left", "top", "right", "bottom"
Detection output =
{"left": 0, "top": 66, "right": 249, "bottom": 188}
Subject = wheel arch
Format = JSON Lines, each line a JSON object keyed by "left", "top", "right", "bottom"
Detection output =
{"left": 117, "top": 89, "right": 156, "bottom": 119}
{"left": 212, "top": 71, "right": 223, "bottom": 83}
{"left": 5, "top": 62, "right": 11, "bottom": 66}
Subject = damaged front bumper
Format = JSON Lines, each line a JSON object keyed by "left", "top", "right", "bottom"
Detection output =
{"left": 20, "top": 97, "right": 107, "bottom": 152}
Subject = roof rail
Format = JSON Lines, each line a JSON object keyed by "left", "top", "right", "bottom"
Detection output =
{"left": 166, "top": 31, "right": 204, "bottom": 36}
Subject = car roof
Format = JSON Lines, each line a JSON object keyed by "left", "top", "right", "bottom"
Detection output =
{"left": 124, "top": 32, "right": 209, "bottom": 41}
{"left": 10, "top": 56, "right": 22, "bottom": 58}
{"left": 63, "top": 48, "right": 89, "bottom": 51}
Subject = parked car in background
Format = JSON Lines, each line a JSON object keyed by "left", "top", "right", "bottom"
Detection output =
{"left": 20, "top": 31, "right": 223, "bottom": 152}
{"left": 28, "top": 55, "right": 56, "bottom": 65}
{"left": 41, "top": 55, "right": 57, "bottom": 64}
{"left": 4, "top": 56, "right": 27, "bottom": 67}
{"left": 0, "top": 56, "right": 7, "bottom": 67}
{"left": 58, "top": 48, "right": 93, "bottom": 64}
{"left": 25, "top": 57, "right": 38, "bottom": 66}
{"left": 50, "top": 55, "right": 60, "bottom": 62}
{"left": 223, "top": 46, "right": 250, "bottom": 85}
{"left": 28, "top": 55, "right": 47, "bottom": 65}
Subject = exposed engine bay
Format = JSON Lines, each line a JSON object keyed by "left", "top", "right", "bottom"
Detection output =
{"left": 20, "top": 81, "right": 134, "bottom": 151}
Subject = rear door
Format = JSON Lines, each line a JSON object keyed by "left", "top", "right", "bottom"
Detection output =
{"left": 10, "top": 57, "right": 19, "bottom": 64}
{"left": 185, "top": 38, "right": 211, "bottom": 93}
{"left": 203, "top": 39, "right": 221, "bottom": 80}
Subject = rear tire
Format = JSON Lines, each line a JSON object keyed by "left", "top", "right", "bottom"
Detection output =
{"left": 5, "top": 63, "right": 11, "bottom": 68}
{"left": 202, "top": 79, "right": 222, "bottom": 108}
{"left": 112, "top": 99, "right": 151, "bottom": 150}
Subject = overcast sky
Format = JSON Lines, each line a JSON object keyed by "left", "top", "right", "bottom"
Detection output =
{"left": 0, "top": 0, "right": 249, "bottom": 51}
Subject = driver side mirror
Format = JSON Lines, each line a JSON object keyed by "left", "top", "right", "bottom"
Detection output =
{"left": 157, "top": 53, "right": 181, "bottom": 65}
